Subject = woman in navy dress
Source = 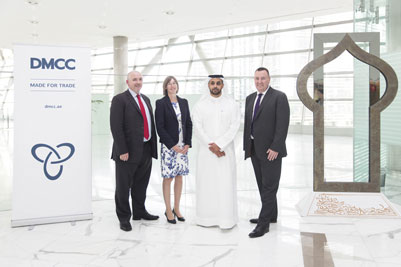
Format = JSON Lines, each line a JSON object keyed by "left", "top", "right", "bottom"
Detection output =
{"left": 155, "top": 76, "right": 193, "bottom": 224}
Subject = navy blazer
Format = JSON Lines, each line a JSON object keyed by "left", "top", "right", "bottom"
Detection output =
{"left": 155, "top": 95, "right": 193, "bottom": 149}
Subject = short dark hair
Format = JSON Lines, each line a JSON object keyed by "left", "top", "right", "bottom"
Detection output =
{"left": 255, "top": 67, "right": 270, "bottom": 76}
{"left": 163, "top": 76, "right": 179, "bottom": 96}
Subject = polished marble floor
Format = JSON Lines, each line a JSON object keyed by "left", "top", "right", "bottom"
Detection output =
{"left": 1, "top": 130, "right": 401, "bottom": 266}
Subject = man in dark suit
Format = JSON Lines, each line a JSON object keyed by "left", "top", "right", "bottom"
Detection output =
{"left": 110, "top": 70, "right": 159, "bottom": 231}
{"left": 243, "top": 67, "right": 290, "bottom": 238}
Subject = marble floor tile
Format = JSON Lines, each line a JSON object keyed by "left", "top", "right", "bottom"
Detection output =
{"left": 1, "top": 132, "right": 401, "bottom": 266}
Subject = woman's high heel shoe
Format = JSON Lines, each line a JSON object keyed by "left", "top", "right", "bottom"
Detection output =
{"left": 165, "top": 212, "right": 176, "bottom": 224}
{"left": 173, "top": 209, "right": 185, "bottom": 222}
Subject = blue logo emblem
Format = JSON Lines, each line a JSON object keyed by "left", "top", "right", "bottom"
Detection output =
{"left": 31, "top": 143, "right": 75, "bottom": 180}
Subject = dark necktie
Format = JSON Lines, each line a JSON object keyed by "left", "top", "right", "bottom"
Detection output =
{"left": 251, "top": 93, "right": 263, "bottom": 136}
{"left": 136, "top": 94, "right": 150, "bottom": 140}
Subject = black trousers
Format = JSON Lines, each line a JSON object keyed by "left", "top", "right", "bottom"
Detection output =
{"left": 250, "top": 141, "right": 282, "bottom": 227}
{"left": 115, "top": 142, "right": 152, "bottom": 222}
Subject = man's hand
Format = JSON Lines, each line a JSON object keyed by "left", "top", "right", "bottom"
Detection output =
{"left": 208, "top": 142, "right": 221, "bottom": 154}
{"left": 181, "top": 145, "right": 190, "bottom": 154}
{"left": 216, "top": 151, "right": 226, "bottom": 158}
{"left": 120, "top": 153, "right": 129, "bottom": 161}
{"left": 172, "top": 145, "right": 184, "bottom": 154}
{"left": 208, "top": 143, "right": 225, "bottom": 157}
{"left": 266, "top": 149, "right": 278, "bottom": 161}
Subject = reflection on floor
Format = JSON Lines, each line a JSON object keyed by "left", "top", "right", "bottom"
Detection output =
{"left": 0, "top": 132, "right": 401, "bottom": 266}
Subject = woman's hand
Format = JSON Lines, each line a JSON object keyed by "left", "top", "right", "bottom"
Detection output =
{"left": 172, "top": 145, "right": 183, "bottom": 154}
{"left": 181, "top": 145, "right": 190, "bottom": 154}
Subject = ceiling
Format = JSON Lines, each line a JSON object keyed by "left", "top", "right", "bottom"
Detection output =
{"left": 0, "top": 0, "right": 353, "bottom": 49}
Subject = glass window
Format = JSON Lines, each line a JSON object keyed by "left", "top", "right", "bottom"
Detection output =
{"left": 314, "top": 23, "right": 353, "bottom": 34}
{"left": 91, "top": 69, "right": 113, "bottom": 86}
{"left": 193, "top": 40, "right": 228, "bottom": 59}
{"left": 91, "top": 54, "right": 113, "bottom": 70}
{"left": 230, "top": 25, "right": 267, "bottom": 35}
{"left": 222, "top": 57, "right": 263, "bottom": 77}
{"left": 139, "top": 39, "right": 166, "bottom": 48}
{"left": 172, "top": 36, "right": 193, "bottom": 44}
{"left": 0, "top": 11, "right": 357, "bottom": 130}
{"left": 159, "top": 62, "right": 190, "bottom": 77}
{"left": 135, "top": 47, "right": 163, "bottom": 66}
{"left": 188, "top": 60, "right": 224, "bottom": 76}
{"left": 265, "top": 29, "right": 313, "bottom": 53}
{"left": 268, "top": 18, "right": 313, "bottom": 31}
{"left": 162, "top": 44, "right": 193, "bottom": 63}
{"left": 195, "top": 29, "right": 229, "bottom": 41}
{"left": 226, "top": 35, "right": 265, "bottom": 57}
{"left": 314, "top": 12, "right": 353, "bottom": 24}
{"left": 263, "top": 52, "right": 310, "bottom": 76}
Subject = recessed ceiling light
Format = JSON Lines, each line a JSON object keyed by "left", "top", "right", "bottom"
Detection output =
{"left": 26, "top": 0, "right": 39, "bottom": 5}
{"left": 31, "top": 33, "right": 39, "bottom": 37}
{"left": 29, "top": 20, "right": 39, "bottom": 24}
{"left": 98, "top": 25, "right": 107, "bottom": 30}
{"left": 164, "top": 10, "right": 175, "bottom": 16}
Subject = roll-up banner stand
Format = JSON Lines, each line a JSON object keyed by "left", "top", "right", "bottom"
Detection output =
{"left": 12, "top": 44, "right": 92, "bottom": 227}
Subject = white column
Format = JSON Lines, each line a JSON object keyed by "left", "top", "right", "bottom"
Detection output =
{"left": 113, "top": 36, "right": 128, "bottom": 95}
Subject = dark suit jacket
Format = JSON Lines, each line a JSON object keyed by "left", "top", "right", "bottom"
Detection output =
{"left": 243, "top": 87, "right": 290, "bottom": 160}
{"left": 155, "top": 95, "right": 192, "bottom": 149}
{"left": 110, "top": 90, "right": 158, "bottom": 163}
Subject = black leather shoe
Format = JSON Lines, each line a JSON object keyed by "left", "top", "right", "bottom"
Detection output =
{"left": 133, "top": 211, "right": 159, "bottom": 221}
{"left": 164, "top": 212, "right": 176, "bottom": 224}
{"left": 249, "top": 225, "right": 269, "bottom": 238}
{"left": 172, "top": 209, "right": 185, "bottom": 222}
{"left": 249, "top": 218, "right": 277, "bottom": 224}
{"left": 120, "top": 221, "right": 132, "bottom": 232}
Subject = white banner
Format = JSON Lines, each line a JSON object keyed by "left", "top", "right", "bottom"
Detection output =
{"left": 12, "top": 44, "right": 92, "bottom": 227}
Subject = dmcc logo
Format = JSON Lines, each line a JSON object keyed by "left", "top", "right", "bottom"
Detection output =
{"left": 31, "top": 143, "right": 75, "bottom": 180}
{"left": 30, "top": 57, "right": 76, "bottom": 70}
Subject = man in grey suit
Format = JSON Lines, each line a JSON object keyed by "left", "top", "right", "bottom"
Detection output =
{"left": 243, "top": 67, "right": 290, "bottom": 238}
{"left": 110, "top": 71, "right": 159, "bottom": 232}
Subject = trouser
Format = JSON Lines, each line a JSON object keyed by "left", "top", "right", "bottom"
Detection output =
{"left": 250, "top": 141, "right": 282, "bottom": 227}
{"left": 115, "top": 142, "right": 152, "bottom": 222}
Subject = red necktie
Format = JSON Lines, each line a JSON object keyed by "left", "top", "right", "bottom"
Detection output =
{"left": 136, "top": 94, "right": 150, "bottom": 140}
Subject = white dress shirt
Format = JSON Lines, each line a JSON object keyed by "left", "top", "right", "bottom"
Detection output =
{"left": 128, "top": 89, "right": 152, "bottom": 142}
{"left": 252, "top": 86, "right": 270, "bottom": 120}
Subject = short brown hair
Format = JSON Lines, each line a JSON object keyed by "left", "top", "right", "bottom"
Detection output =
{"left": 255, "top": 67, "right": 270, "bottom": 76}
{"left": 163, "top": 76, "right": 179, "bottom": 96}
